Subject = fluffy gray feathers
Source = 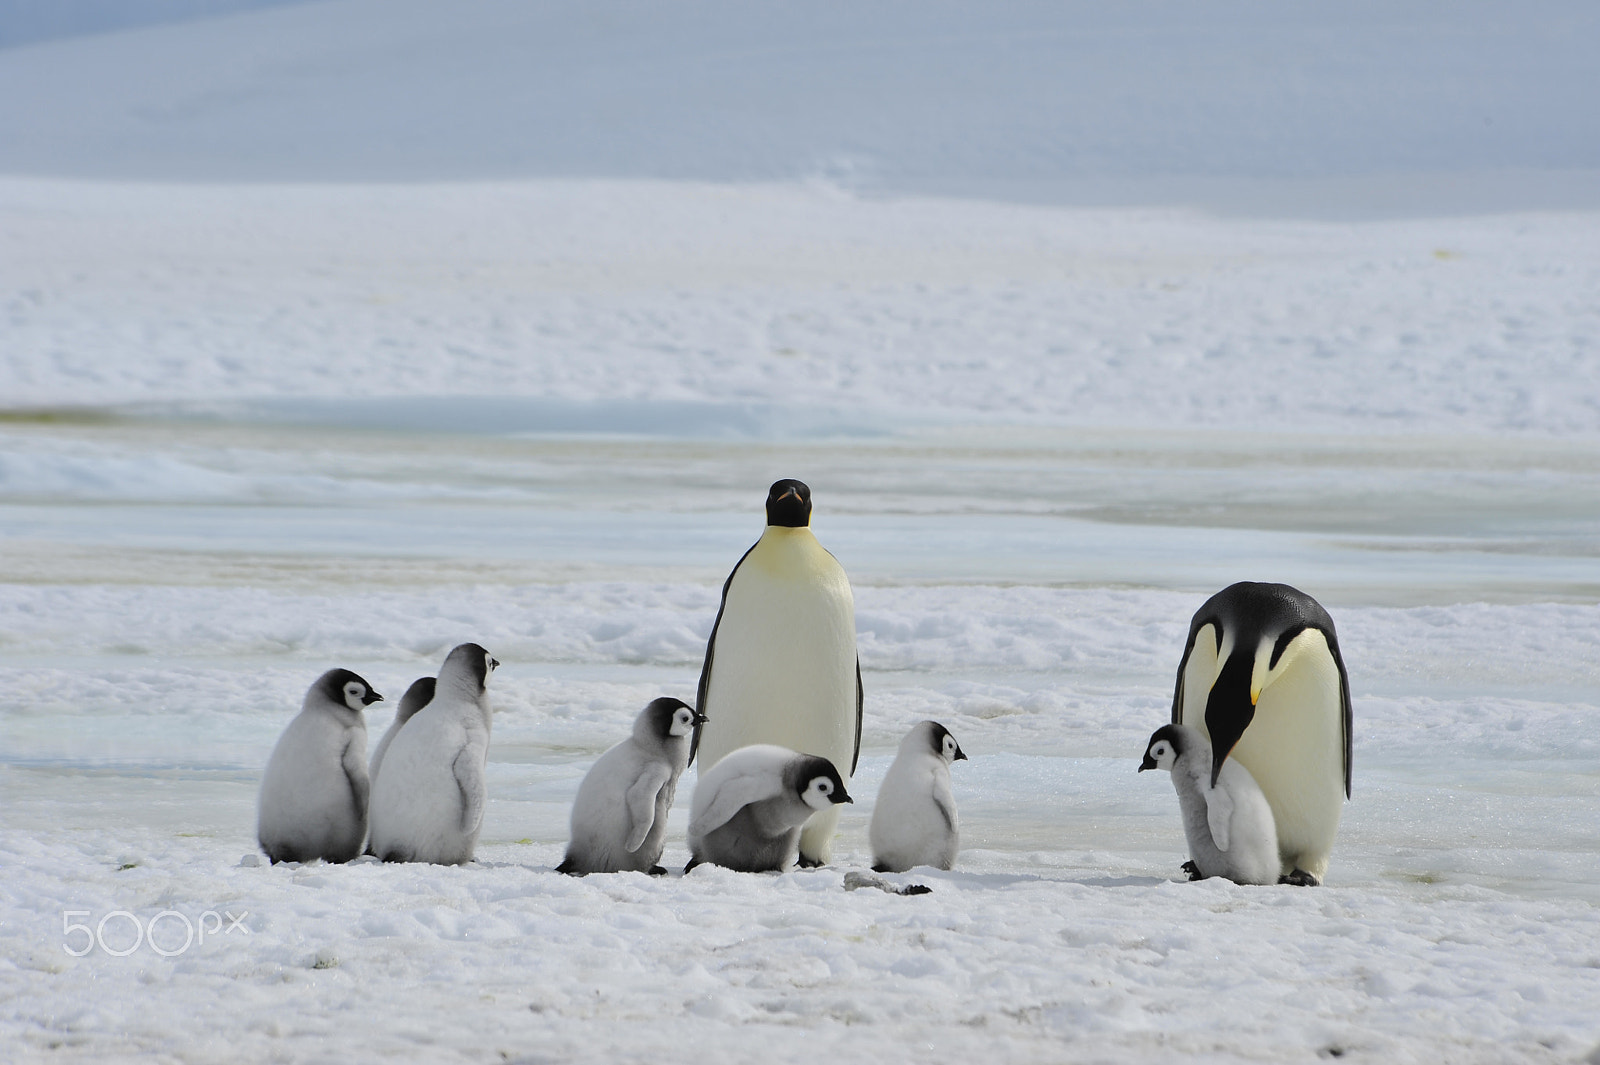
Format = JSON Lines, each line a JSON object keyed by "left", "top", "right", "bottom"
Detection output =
{"left": 557, "top": 697, "right": 702, "bottom": 875}
{"left": 1140, "top": 724, "right": 1280, "bottom": 886}
{"left": 686, "top": 745, "right": 852, "bottom": 873}
{"left": 257, "top": 668, "right": 382, "bottom": 864}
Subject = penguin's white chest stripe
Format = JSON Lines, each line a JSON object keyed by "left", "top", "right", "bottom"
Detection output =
{"left": 1179, "top": 623, "right": 1221, "bottom": 722}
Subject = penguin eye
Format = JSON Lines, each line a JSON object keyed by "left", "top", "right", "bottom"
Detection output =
{"left": 816, "top": 779, "right": 832, "bottom": 795}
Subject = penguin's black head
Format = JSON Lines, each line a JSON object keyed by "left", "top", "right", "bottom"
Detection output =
{"left": 926, "top": 721, "right": 967, "bottom": 763}
{"left": 765, "top": 479, "right": 812, "bottom": 528}
{"left": 396, "top": 676, "right": 436, "bottom": 723}
{"left": 443, "top": 642, "right": 499, "bottom": 692}
{"left": 1188, "top": 581, "right": 1345, "bottom": 791}
{"left": 796, "top": 754, "right": 852, "bottom": 810}
{"left": 1139, "top": 724, "right": 1186, "bottom": 772}
{"left": 318, "top": 668, "right": 382, "bottom": 712}
{"left": 643, "top": 696, "right": 702, "bottom": 741}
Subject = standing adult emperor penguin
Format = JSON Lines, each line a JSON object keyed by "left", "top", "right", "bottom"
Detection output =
{"left": 694, "top": 479, "right": 862, "bottom": 866}
{"left": 1172, "top": 581, "right": 1352, "bottom": 886}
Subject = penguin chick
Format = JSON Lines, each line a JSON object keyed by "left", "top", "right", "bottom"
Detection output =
{"left": 367, "top": 643, "right": 497, "bottom": 865}
{"left": 693, "top": 478, "right": 862, "bottom": 866}
{"left": 686, "top": 745, "right": 852, "bottom": 873}
{"left": 869, "top": 720, "right": 966, "bottom": 873}
{"left": 556, "top": 697, "right": 705, "bottom": 875}
{"left": 369, "top": 676, "right": 435, "bottom": 787}
{"left": 1140, "top": 723, "right": 1279, "bottom": 886}
{"left": 257, "top": 669, "right": 383, "bottom": 864}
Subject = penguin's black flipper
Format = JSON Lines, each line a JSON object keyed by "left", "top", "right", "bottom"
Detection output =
{"left": 691, "top": 541, "right": 759, "bottom": 768}
{"left": 851, "top": 657, "right": 864, "bottom": 775}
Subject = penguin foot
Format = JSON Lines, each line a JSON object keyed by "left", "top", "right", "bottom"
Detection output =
{"left": 871, "top": 861, "right": 892, "bottom": 873}
{"left": 1181, "top": 860, "right": 1205, "bottom": 882}
{"left": 647, "top": 865, "right": 668, "bottom": 877}
{"left": 683, "top": 856, "right": 703, "bottom": 874}
{"left": 553, "top": 858, "right": 582, "bottom": 876}
{"left": 795, "top": 855, "right": 826, "bottom": 869}
{"left": 1279, "top": 869, "right": 1321, "bottom": 887}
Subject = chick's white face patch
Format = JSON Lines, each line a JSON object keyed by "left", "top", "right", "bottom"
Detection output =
{"left": 803, "top": 776, "right": 835, "bottom": 810}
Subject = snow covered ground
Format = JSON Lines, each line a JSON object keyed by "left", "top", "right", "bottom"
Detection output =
{"left": 3, "top": 1, "right": 1600, "bottom": 1062}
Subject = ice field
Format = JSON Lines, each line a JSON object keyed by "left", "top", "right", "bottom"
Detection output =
{"left": 3, "top": 1, "right": 1600, "bottom": 1062}
{"left": 4, "top": 176, "right": 1599, "bottom": 1064}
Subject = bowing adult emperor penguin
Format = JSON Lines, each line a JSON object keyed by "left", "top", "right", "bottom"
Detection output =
{"left": 257, "top": 668, "right": 383, "bottom": 864}
{"left": 1172, "top": 581, "right": 1352, "bottom": 885}
{"left": 368, "top": 643, "right": 497, "bottom": 866}
{"left": 694, "top": 479, "right": 862, "bottom": 866}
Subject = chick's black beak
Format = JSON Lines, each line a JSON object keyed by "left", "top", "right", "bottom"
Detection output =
{"left": 954, "top": 748, "right": 968, "bottom": 761}
{"left": 366, "top": 692, "right": 384, "bottom": 705}
{"left": 1138, "top": 754, "right": 1156, "bottom": 772}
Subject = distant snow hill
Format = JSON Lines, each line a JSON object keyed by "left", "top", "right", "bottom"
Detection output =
{"left": 0, "top": 0, "right": 1598, "bottom": 212}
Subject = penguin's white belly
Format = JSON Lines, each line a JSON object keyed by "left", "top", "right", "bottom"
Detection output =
{"left": 368, "top": 715, "right": 482, "bottom": 865}
{"left": 700, "top": 534, "right": 857, "bottom": 775}
{"left": 1182, "top": 634, "right": 1344, "bottom": 879}
{"left": 258, "top": 714, "right": 365, "bottom": 862}
{"left": 1230, "top": 650, "right": 1344, "bottom": 878}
